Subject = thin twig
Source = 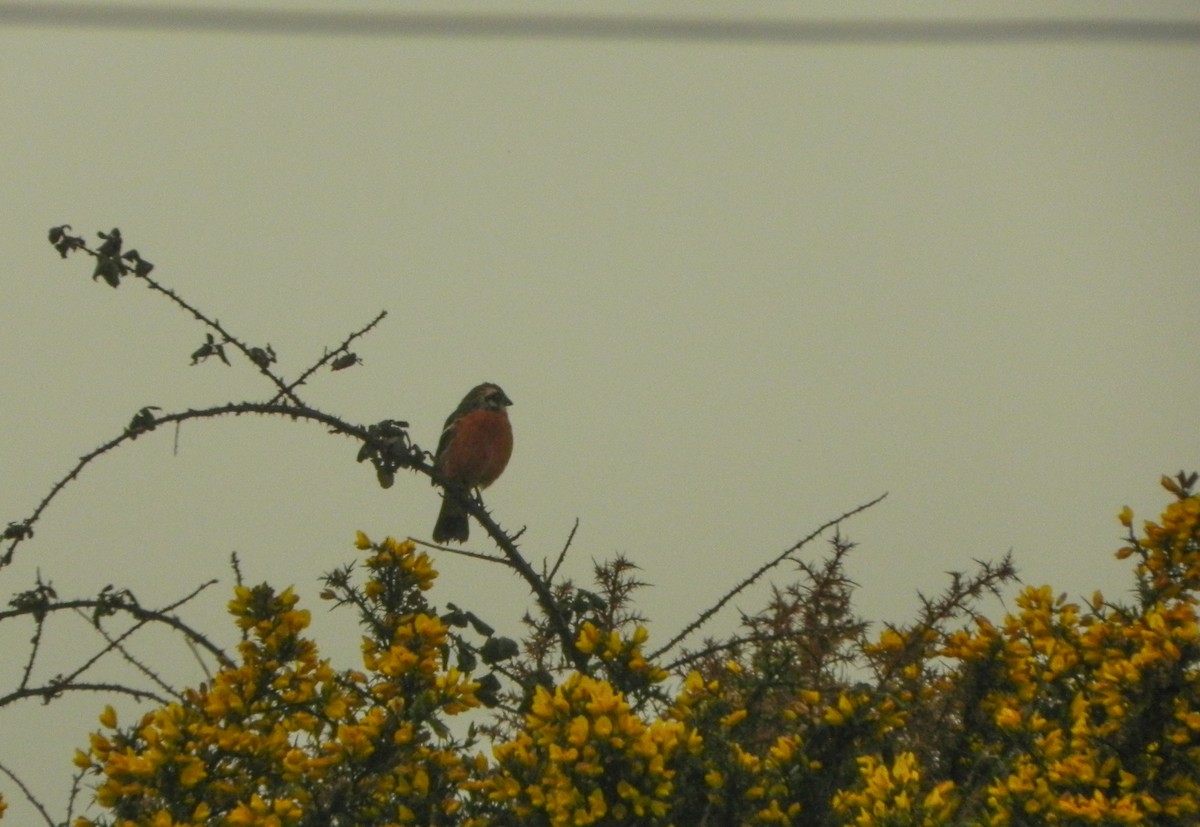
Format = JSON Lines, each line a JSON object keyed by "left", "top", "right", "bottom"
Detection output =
{"left": 453, "top": 494, "right": 588, "bottom": 670}
{"left": 547, "top": 518, "right": 580, "bottom": 584}
{"left": 72, "top": 577, "right": 223, "bottom": 684}
{"left": 269, "top": 309, "right": 388, "bottom": 404}
{"left": 57, "top": 229, "right": 303, "bottom": 406}
{"left": 665, "top": 626, "right": 848, "bottom": 673}
{"left": 0, "top": 597, "right": 232, "bottom": 671}
{"left": 0, "top": 682, "right": 171, "bottom": 708}
{"left": 135, "top": 270, "right": 305, "bottom": 406}
{"left": 18, "top": 612, "right": 45, "bottom": 691}
{"left": 650, "top": 492, "right": 888, "bottom": 660}
{"left": 0, "top": 760, "right": 56, "bottom": 827}
{"left": 70, "top": 606, "right": 186, "bottom": 701}
{"left": 64, "top": 767, "right": 87, "bottom": 827}
{"left": 409, "top": 536, "right": 510, "bottom": 566}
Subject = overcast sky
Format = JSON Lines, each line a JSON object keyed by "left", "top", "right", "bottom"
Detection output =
{"left": 2, "top": 2, "right": 1199, "bottom": 822}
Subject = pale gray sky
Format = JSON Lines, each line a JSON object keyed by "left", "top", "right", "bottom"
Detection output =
{"left": 2, "top": 2, "right": 1199, "bottom": 822}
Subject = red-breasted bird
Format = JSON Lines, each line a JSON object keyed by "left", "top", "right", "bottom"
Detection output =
{"left": 432, "top": 383, "right": 513, "bottom": 543}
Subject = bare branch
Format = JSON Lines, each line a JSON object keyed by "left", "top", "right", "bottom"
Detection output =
{"left": 0, "top": 595, "right": 232, "bottom": 675}
{"left": 547, "top": 518, "right": 580, "bottom": 584}
{"left": 0, "top": 681, "right": 171, "bottom": 708}
{"left": 137, "top": 269, "right": 304, "bottom": 405}
{"left": 1, "top": 401, "right": 403, "bottom": 569}
{"left": 269, "top": 309, "right": 389, "bottom": 404}
{"left": 450, "top": 493, "right": 588, "bottom": 670}
{"left": 0, "top": 759, "right": 56, "bottom": 827}
{"left": 650, "top": 492, "right": 887, "bottom": 659}
{"left": 409, "top": 535, "right": 510, "bottom": 566}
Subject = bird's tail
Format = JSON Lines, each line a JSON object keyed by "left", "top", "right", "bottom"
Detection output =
{"left": 432, "top": 495, "right": 469, "bottom": 543}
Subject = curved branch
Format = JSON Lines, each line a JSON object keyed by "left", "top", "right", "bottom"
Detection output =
{"left": 2, "top": 397, "right": 584, "bottom": 669}
{"left": 1, "top": 402, "right": 380, "bottom": 568}
{"left": 0, "top": 681, "right": 172, "bottom": 708}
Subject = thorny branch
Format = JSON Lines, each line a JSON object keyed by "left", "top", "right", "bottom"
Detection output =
{"left": 0, "top": 759, "right": 56, "bottom": 827}
{"left": 270, "top": 309, "right": 388, "bottom": 404}
{"left": 649, "top": 492, "right": 889, "bottom": 660}
{"left": 13, "top": 227, "right": 586, "bottom": 679}
{"left": 1, "top": 582, "right": 232, "bottom": 709}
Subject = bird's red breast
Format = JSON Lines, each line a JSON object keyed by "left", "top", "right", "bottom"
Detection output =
{"left": 436, "top": 407, "right": 512, "bottom": 489}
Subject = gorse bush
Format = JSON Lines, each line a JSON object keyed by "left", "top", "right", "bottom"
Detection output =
{"left": 63, "top": 474, "right": 1200, "bottom": 827}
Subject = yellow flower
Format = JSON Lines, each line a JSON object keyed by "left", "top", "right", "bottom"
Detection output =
{"left": 720, "top": 709, "right": 748, "bottom": 728}
{"left": 177, "top": 757, "right": 206, "bottom": 788}
{"left": 568, "top": 715, "right": 590, "bottom": 747}
{"left": 226, "top": 796, "right": 264, "bottom": 826}
{"left": 768, "top": 736, "right": 797, "bottom": 765}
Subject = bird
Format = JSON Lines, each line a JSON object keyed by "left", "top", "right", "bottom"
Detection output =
{"left": 432, "top": 383, "right": 513, "bottom": 543}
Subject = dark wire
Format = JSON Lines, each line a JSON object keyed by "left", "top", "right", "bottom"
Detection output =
{"left": 1, "top": 4, "right": 1199, "bottom": 43}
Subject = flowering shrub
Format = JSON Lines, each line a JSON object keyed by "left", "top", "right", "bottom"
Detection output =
{"left": 59, "top": 474, "right": 1200, "bottom": 826}
{"left": 74, "top": 536, "right": 481, "bottom": 827}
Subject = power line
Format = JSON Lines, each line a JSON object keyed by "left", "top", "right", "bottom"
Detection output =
{"left": 1, "top": 4, "right": 1199, "bottom": 43}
